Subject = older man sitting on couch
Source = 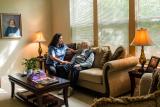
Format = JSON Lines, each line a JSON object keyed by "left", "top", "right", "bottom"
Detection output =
{"left": 69, "top": 41, "right": 94, "bottom": 92}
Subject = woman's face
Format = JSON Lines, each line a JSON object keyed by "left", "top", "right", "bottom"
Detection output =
{"left": 9, "top": 20, "right": 15, "bottom": 27}
{"left": 58, "top": 36, "right": 63, "bottom": 45}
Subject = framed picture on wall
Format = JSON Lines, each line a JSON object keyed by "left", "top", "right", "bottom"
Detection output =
{"left": 1, "top": 13, "right": 22, "bottom": 38}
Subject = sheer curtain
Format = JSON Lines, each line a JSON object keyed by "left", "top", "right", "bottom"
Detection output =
{"left": 70, "top": 0, "right": 93, "bottom": 45}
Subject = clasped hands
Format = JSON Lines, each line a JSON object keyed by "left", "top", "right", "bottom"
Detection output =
{"left": 61, "top": 61, "right": 80, "bottom": 67}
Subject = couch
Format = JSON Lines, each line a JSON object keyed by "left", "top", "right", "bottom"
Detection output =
{"left": 65, "top": 44, "right": 138, "bottom": 97}
{"left": 91, "top": 73, "right": 159, "bottom": 107}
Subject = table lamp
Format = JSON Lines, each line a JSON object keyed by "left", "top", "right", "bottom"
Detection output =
{"left": 130, "top": 28, "right": 153, "bottom": 71}
{"left": 34, "top": 31, "right": 46, "bottom": 58}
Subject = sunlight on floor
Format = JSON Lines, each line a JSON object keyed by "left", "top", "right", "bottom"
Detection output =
{"left": 0, "top": 88, "right": 8, "bottom": 94}
{"left": 16, "top": 88, "right": 26, "bottom": 92}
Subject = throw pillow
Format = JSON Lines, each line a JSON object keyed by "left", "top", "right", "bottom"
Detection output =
{"left": 92, "top": 46, "right": 110, "bottom": 68}
{"left": 109, "top": 46, "right": 125, "bottom": 61}
{"left": 100, "top": 49, "right": 112, "bottom": 68}
{"left": 149, "top": 69, "right": 160, "bottom": 94}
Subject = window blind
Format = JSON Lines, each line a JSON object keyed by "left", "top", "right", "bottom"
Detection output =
{"left": 136, "top": 0, "right": 160, "bottom": 58}
{"left": 98, "top": 0, "right": 129, "bottom": 52}
{"left": 70, "top": 0, "right": 93, "bottom": 45}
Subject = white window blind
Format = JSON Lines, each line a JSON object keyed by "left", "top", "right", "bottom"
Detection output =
{"left": 136, "top": 0, "right": 160, "bottom": 58}
{"left": 98, "top": 0, "right": 129, "bottom": 52}
{"left": 70, "top": 0, "right": 93, "bottom": 45}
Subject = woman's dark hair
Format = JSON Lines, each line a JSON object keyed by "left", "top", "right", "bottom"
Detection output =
{"left": 48, "top": 33, "right": 62, "bottom": 47}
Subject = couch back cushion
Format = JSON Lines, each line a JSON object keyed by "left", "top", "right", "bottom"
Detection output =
{"left": 92, "top": 46, "right": 111, "bottom": 68}
{"left": 109, "top": 46, "right": 126, "bottom": 61}
{"left": 64, "top": 43, "right": 76, "bottom": 61}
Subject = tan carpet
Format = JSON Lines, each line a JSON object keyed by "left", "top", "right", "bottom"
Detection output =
{"left": 0, "top": 76, "right": 95, "bottom": 107}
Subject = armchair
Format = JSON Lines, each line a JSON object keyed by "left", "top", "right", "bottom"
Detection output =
{"left": 91, "top": 73, "right": 160, "bottom": 107}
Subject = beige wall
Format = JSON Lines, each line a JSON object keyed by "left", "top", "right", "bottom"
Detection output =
{"left": 51, "top": 0, "right": 71, "bottom": 43}
{"left": 0, "top": 0, "right": 52, "bottom": 76}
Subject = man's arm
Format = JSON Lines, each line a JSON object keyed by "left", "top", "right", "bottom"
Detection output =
{"left": 79, "top": 53, "right": 94, "bottom": 68}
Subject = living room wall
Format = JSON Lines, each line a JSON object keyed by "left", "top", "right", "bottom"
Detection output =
{"left": 51, "top": 0, "right": 71, "bottom": 43}
{"left": 0, "top": 0, "right": 52, "bottom": 76}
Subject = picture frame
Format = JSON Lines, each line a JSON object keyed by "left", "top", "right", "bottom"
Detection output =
{"left": 146, "top": 56, "right": 160, "bottom": 72}
{"left": 1, "top": 13, "right": 22, "bottom": 38}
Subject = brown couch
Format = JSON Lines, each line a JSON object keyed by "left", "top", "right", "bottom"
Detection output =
{"left": 65, "top": 44, "right": 138, "bottom": 97}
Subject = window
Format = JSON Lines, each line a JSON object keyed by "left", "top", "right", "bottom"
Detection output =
{"left": 136, "top": 0, "right": 160, "bottom": 58}
{"left": 98, "top": 0, "right": 129, "bottom": 52}
{"left": 70, "top": 0, "right": 130, "bottom": 54}
{"left": 70, "top": 0, "right": 93, "bottom": 45}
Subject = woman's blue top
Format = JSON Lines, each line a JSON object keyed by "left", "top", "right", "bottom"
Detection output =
{"left": 46, "top": 44, "right": 68, "bottom": 66}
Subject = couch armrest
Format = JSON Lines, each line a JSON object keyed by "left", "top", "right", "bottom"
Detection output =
{"left": 102, "top": 56, "right": 138, "bottom": 96}
{"left": 139, "top": 73, "right": 152, "bottom": 96}
{"left": 103, "top": 56, "right": 138, "bottom": 72}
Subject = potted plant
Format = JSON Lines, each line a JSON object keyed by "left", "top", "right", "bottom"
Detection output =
{"left": 22, "top": 57, "right": 38, "bottom": 78}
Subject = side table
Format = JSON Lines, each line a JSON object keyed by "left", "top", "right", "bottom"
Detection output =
{"left": 36, "top": 57, "right": 46, "bottom": 71}
{"left": 128, "top": 69, "right": 143, "bottom": 96}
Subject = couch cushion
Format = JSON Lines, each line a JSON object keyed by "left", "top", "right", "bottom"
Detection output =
{"left": 109, "top": 46, "right": 126, "bottom": 61}
{"left": 92, "top": 46, "right": 110, "bottom": 68}
{"left": 79, "top": 68, "right": 103, "bottom": 84}
{"left": 66, "top": 43, "right": 77, "bottom": 50}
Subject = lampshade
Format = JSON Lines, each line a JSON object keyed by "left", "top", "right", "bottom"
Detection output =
{"left": 131, "top": 28, "right": 153, "bottom": 46}
{"left": 34, "top": 31, "right": 46, "bottom": 43}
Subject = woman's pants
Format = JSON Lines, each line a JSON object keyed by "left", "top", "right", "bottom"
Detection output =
{"left": 46, "top": 64, "right": 72, "bottom": 79}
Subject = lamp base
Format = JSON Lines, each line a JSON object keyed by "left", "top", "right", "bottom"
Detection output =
{"left": 139, "top": 46, "right": 146, "bottom": 72}
{"left": 38, "top": 42, "right": 43, "bottom": 58}
{"left": 37, "top": 56, "right": 43, "bottom": 58}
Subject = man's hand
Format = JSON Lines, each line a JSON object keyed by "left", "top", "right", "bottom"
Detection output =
{"left": 74, "top": 64, "right": 80, "bottom": 67}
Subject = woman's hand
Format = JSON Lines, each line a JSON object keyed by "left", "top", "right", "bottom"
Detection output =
{"left": 61, "top": 61, "right": 70, "bottom": 64}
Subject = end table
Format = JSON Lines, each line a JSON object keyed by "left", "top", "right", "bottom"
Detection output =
{"left": 128, "top": 69, "right": 143, "bottom": 96}
{"left": 36, "top": 57, "right": 46, "bottom": 71}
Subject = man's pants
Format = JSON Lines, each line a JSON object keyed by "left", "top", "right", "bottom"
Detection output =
{"left": 70, "top": 66, "right": 86, "bottom": 88}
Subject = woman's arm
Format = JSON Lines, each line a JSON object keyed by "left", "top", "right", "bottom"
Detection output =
{"left": 48, "top": 46, "right": 70, "bottom": 64}
{"left": 49, "top": 55, "right": 70, "bottom": 64}
{"left": 68, "top": 48, "right": 76, "bottom": 53}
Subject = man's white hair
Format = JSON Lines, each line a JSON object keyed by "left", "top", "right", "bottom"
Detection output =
{"left": 81, "top": 41, "right": 90, "bottom": 46}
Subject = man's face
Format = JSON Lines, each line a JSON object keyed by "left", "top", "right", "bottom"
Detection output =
{"left": 81, "top": 42, "right": 88, "bottom": 49}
